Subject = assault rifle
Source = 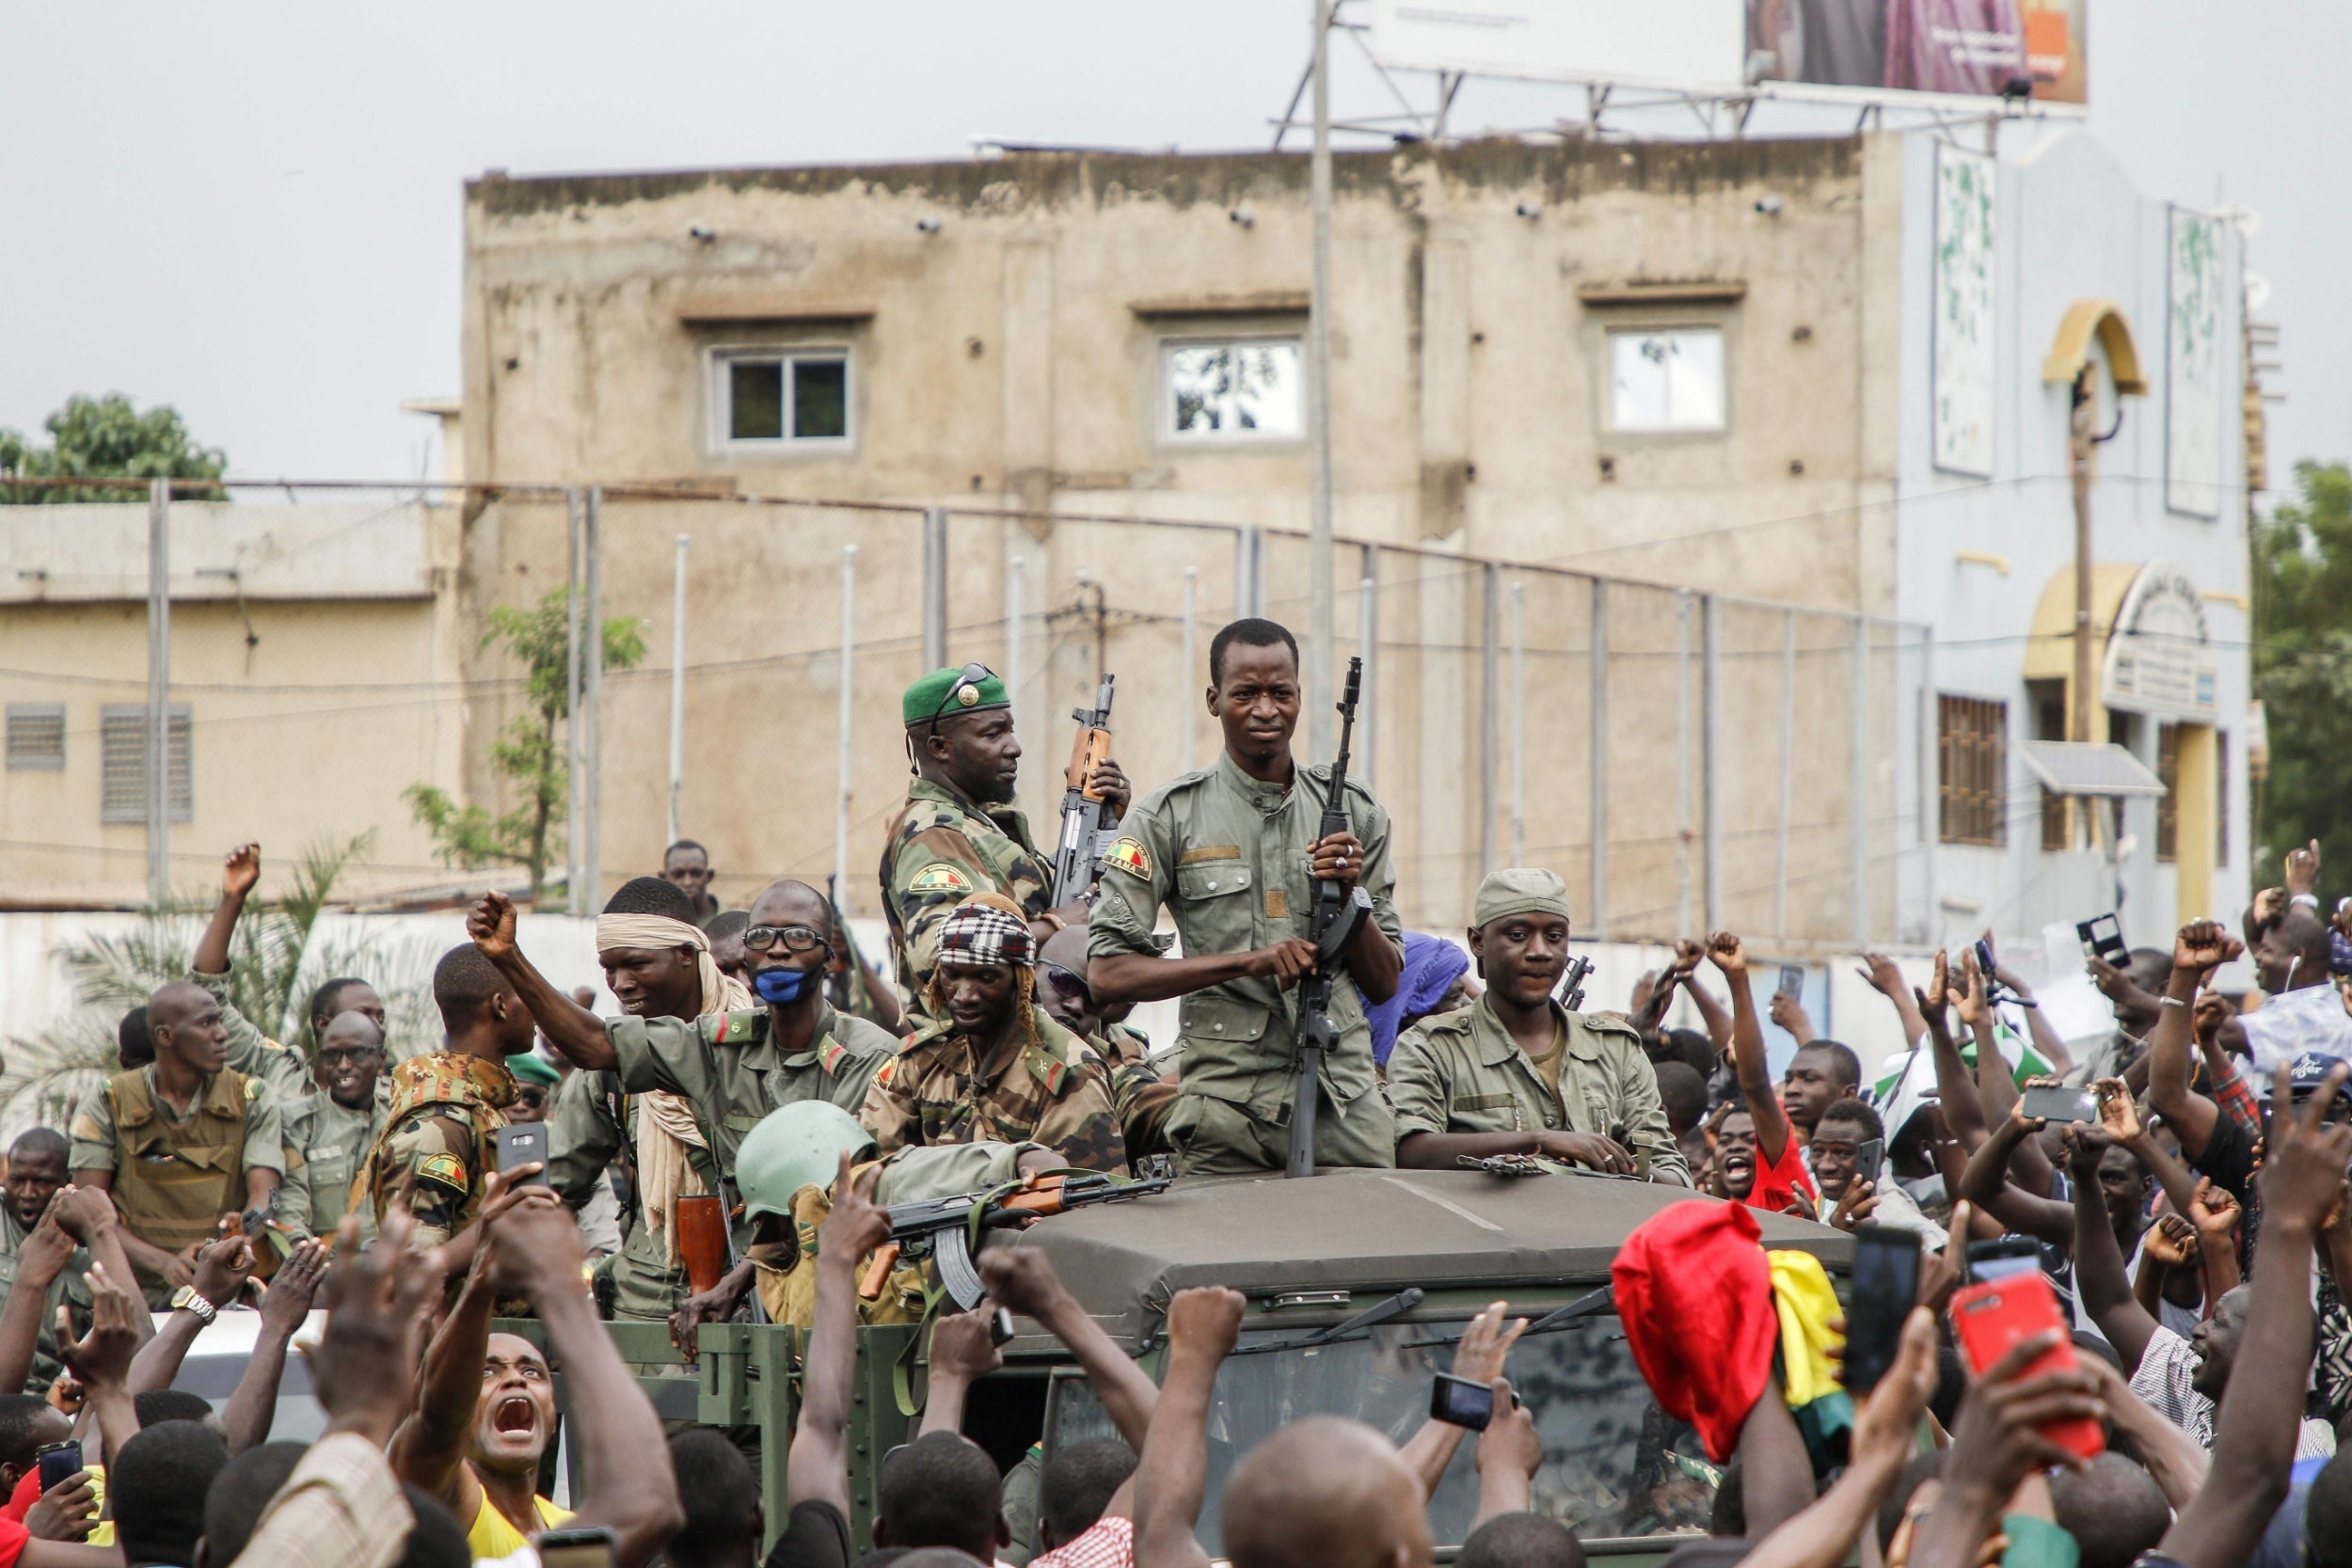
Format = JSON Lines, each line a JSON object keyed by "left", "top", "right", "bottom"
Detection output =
{"left": 1049, "top": 673, "right": 1119, "bottom": 905}
{"left": 857, "top": 1170, "right": 1171, "bottom": 1310}
{"left": 1289, "top": 657, "right": 1375, "bottom": 1180}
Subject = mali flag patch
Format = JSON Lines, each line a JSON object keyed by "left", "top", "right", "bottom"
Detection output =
{"left": 1103, "top": 838, "right": 1152, "bottom": 879}
{"left": 909, "top": 863, "right": 975, "bottom": 895}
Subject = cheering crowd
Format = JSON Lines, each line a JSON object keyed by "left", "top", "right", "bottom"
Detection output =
{"left": 0, "top": 611, "right": 2348, "bottom": 1568}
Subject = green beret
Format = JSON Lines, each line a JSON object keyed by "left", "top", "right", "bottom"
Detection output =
{"left": 902, "top": 665, "right": 1009, "bottom": 727}
{"left": 507, "top": 1052, "right": 562, "bottom": 1087}
{"left": 1473, "top": 867, "right": 1572, "bottom": 927}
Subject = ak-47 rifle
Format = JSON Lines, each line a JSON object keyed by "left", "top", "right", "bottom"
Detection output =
{"left": 1049, "top": 673, "right": 1118, "bottom": 906}
{"left": 857, "top": 1170, "right": 1170, "bottom": 1311}
{"left": 1288, "top": 657, "right": 1374, "bottom": 1180}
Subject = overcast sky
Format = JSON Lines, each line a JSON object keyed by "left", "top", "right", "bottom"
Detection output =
{"left": 3, "top": 2, "right": 2344, "bottom": 495}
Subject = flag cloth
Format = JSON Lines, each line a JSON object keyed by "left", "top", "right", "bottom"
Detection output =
{"left": 1612, "top": 1200, "right": 1777, "bottom": 1463}
{"left": 1770, "top": 1247, "right": 1853, "bottom": 1470}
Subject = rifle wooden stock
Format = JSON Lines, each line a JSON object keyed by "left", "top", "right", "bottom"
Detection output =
{"left": 675, "top": 1193, "right": 731, "bottom": 1297}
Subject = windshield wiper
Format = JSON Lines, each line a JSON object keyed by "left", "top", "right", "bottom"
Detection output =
{"left": 1225, "top": 1287, "right": 1427, "bottom": 1357}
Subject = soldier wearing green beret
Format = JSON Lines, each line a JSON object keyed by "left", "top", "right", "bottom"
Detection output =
{"left": 881, "top": 663, "right": 1130, "bottom": 1027}
{"left": 1087, "top": 618, "right": 1406, "bottom": 1176}
{"left": 1386, "top": 868, "right": 1690, "bottom": 1185}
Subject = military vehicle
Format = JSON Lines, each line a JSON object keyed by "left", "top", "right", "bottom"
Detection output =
{"left": 507, "top": 1167, "right": 1849, "bottom": 1564}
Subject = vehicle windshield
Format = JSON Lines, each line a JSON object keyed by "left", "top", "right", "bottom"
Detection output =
{"left": 1046, "top": 1313, "right": 1718, "bottom": 1550}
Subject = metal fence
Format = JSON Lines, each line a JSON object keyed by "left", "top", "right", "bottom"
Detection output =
{"left": 0, "top": 477, "right": 1934, "bottom": 948}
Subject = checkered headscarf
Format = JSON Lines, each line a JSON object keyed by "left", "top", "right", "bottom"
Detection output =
{"left": 935, "top": 898, "right": 1035, "bottom": 971}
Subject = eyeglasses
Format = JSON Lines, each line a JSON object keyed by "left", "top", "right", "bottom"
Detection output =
{"left": 316, "top": 1047, "right": 382, "bottom": 1067}
{"left": 516, "top": 1087, "right": 548, "bottom": 1109}
{"left": 928, "top": 662, "right": 997, "bottom": 728}
{"left": 1038, "top": 960, "right": 1092, "bottom": 1010}
{"left": 744, "top": 924, "right": 830, "bottom": 955}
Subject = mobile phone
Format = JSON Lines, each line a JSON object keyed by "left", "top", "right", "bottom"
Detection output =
{"left": 1429, "top": 1370, "right": 1495, "bottom": 1431}
{"left": 1965, "top": 1237, "right": 2043, "bottom": 1284}
{"left": 1949, "top": 1274, "right": 2105, "bottom": 1461}
{"left": 494, "top": 1123, "right": 549, "bottom": 1186}
{"left": 34, "top": 1440, "right": 80, "bottom": 1493}
{"left": 2020, "top": 1085, "right": 2096, "bottom": 1124}
{"left": 1776, "top": 964, "right": 1804, "bottom": 999}
{"left": 535, "top": 1527, "right": 619, "bottom": 1568}
{"left": 990, "top": 1306, "right": 1016, "bottom": 1347}
{"left": 2077, "top": 914, "right": 2128, "bottom": 967}
{"left": 1855, "top": 1137, "right": 1884, "bottom": 1189}
{"left": 1841, "top": 1226, "right": 1922, "bottom": 1395}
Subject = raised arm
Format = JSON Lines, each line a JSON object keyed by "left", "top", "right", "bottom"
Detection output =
{"left": 0, "top": 1208, "right": 77, "bottom": 1397}
{"left": 2064, "top": 1124, "right": 2157, "bottom": 1374}
{"left": 1958, "top": 948, "right": 2022, "bottom": 1130}
{"left": 1858, "top": 953, "right": 1930, "bottom": 1052}
{"left": 915, "top": 1308, "right": 1004, "bottom": 1438}
{"left": 1395, "top": 1302, "right": 1526, "bottom": 1499}
{"left": 1906, "top": 1330, "right": 2102, "bottom": 1568}
{"left": 2147, "top": 923, "right": 2233, "bottom": 1160}
{"left": 1707, "top": 932, "right": 1790, "bottom": 1167}
{"left": 221, "top": 1239, "right": 326, "bottom": 1452}
{"left": 468, "top": 891, "right": 615, "bottom": 1070}
{"left": 1469, "top": 1377, "right": 1541, "bottom": 1528}
{"left": 788, "top": 1154, "right": 891, "bottom": 1515}
{"left": 2157, "top": 1061, "right": 2351, "bottom": 1568}
{"left": 981, "top": 1247, "right": 1159, "bottom": 1453}
{"left": 56, "top": 1260, "right": 144, "bottom": 1479}
{"left": 1918, "top": 956, "right": 1989, "bottom": 1151}
{"left": 1135, "top": 1287, "right": 1242, "bottom": 1568}
{"left": 388, "top": 1215, "right": 500, "bottom": 1503}
{"left": 127, "top": 1231, "right": 255, "bottom": 1394}
{"left": 194, "top": 842, "right": 261, "bottom": 978}
{"left": 1953, "top": 1111, "right": 2074, "bottom": 1246}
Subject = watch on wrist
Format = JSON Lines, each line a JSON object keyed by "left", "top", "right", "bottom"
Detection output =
{"left": 168, "top": 1285, "right": 218, "bottom": 1324}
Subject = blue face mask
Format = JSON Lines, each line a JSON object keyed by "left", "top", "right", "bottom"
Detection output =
{"left": 753, "top": 964, "right": 821, "bottom": 1006}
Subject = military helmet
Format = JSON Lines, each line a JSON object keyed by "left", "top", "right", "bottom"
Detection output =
{"left": 737, "top": 1101, "right": 873, "bottom": 1221}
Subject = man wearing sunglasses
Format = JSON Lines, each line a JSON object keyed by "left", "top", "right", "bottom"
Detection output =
{"left": 1036, "top": 924, "right": 1179, "bottom": 1161}
{"left": 277, "top": 1007, "right": 390, "bottom": 1243}
{"left": 881, "top": 664, "right": 1130, "bottom": 1028}
{"left": 1088, "top": 617, "right": 1405, "bottom": 1175}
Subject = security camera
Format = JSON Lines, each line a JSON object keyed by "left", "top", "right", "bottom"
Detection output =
{"left": 1515, "top": 201, "right": 1543, "bottom": 220}
{"left": 1229, "top": 206, "right": 1255, "bottom": 228}
{"left": 915, "top": 215, "right": 944, "bottom": 233}
{"left": 687, "top": 222, "right": 716, "bottom": 243}
{"left": 1754, "top": 195, "right": 1784, "bottom": 216}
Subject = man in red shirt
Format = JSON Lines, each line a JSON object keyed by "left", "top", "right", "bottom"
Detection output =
{"left": 1704, "top": 933, "right": 1816, "bottom": 1214}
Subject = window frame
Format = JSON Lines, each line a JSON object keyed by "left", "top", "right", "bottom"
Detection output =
{"left": 5, "top": 704, "right": 65, "bottom": 771}
{"left": 99, "top": 705, "right": 192, "bottom": 825}
{"left": 1937, "top": 693, "right": 2009, "bottom": 848}
{"left": 2155, "top": 722, "right": 2180, "bottom": 863}
{"left": 1603, "top": 324, "right": 1730, "bottom": 436}
{"left": 707, "top": 345, "right": 855, "bottom": 452}
{"left": 1156, "top": 333, "right": 1308, "bottom": 447}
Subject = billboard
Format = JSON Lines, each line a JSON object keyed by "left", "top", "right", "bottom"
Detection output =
{"left": 1931, "top": 144, "right": 1996, "bottom": 477}
{"left": 1366, "top": 0, "right": 2087, "bottom": 107}
{"left": 2164, "top": 208, "right": 2226, "bottom": 518}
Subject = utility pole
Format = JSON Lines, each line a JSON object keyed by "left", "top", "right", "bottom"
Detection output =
{"left": 2069, "top": 367, "right": 2098, "bottom": 848}
{"left": 146, "top": 478, "right": 171, "bottom": 907}
{"left": 1306, "top": 0, "right": 1336, "bottom": 759}
{"left": 667, "top": 533, "right": 689, "bottom": 847}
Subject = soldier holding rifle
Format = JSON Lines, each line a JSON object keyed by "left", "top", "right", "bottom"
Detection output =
{"left": 1088, "top": 617, "right": 1404, "bottom": 1175}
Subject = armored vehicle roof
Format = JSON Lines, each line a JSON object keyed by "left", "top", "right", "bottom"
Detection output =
{"left": 1009, "top": 1167, "right": 1851, "bottom": 1348}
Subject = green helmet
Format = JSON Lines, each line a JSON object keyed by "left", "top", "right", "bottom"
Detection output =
{"left": 736, "top": 1101, "right": 873, "bottom": 1222}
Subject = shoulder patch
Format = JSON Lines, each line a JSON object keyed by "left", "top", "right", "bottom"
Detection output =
{"left": 819, "top": 1039, "right": 848, "bottom": 1073}
{"left": 1103, "top": 838, "right": 1152, "bottom": 879}
{"left": 415, "top": 1151, "right": 469, "bottom": 1193}
{"left": 261, "top": 1036, "right": 294, "bottom": 1054}
{"left": 245, "top": 1079, "right": 263, "bottom": 1101}
{"left": 908, "top": 863, "right": 976, "bottom": 895}
{"left": 873, "top": 1058, "right": 897, "bottom": 1090}
{"left": 712, "top": 1008, "right": 762, "bottom": 1044}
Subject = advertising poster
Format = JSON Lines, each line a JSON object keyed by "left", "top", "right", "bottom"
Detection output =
{"left": 1932, "top": 144, "right": 1996, "bottom": 479}
{"left": 1746, "top": 0, "right": 2086, "bottom": 104}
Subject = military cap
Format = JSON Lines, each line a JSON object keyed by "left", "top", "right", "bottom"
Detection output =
{"left": 507, "top": 1052, "right": 561, "bottom": 1087}
{"left": 1473, "top": 867, "right": 1572, "bottom": 928}
{"left": 902, "top": 664, "right": 1009, "bottom": 726}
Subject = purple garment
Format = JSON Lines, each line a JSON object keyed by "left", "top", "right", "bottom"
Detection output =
{"left": 1885, "top": 0, "right": 2026, "bottom": 95}
{"left": 1369, "top": 932, "right": 1471, "bottom": 1066}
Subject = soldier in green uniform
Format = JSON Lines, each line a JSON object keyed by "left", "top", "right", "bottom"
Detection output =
{"left": 1386, "top": 868, "right": 1690, "bottom": 1185}
{"left": 472, "top": 878, "right": 896, "bottom": 1265}
{"left": 1088, "top": 618, "right": 1405, "bottom": 1175}
{"left": 188, "top": 842, "right": 387, "bottom": 1102}
{"left": 356, "top": 943, "right": 536, "bottom": 1260}
{"left": 0, "top": 1133, "right": 142, "bottom": 1394}
{"left": 880, "top": 664, "right": 1130, "bottom": 1027}
{"left": 863, "top": 898, "right": 1127, "bottom": 1173}
{"left": 278, "top": 1008, "right": 391, "bottom": 1242}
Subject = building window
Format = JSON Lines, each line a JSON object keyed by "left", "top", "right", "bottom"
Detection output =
{"left": 1938, "top": 694, "right": 2007, "bottom": 847}
{"left": 2156, "top": 723, "right": 2180, "bottom": 863}
{"left": 716, "top": 351, "right": 850, "bottom": 445}
{"left": 99, "top": 705, "right": 191, "bottom": 824}
{"left": 6, "top": 705, "right": 64, "bottom": 770}
{"left": 2027, "top": 678, "right": 2069, "bottom": 850}
{"left": 1161, "top": 340, "right": 1304, "bottom": 441}
{"left": 1607, "top": 327, "right": 1726, "bottom": 433}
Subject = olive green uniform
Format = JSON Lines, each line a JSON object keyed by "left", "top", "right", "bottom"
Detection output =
{"left": 860, "top": 1006, "right": 1127, "bottom": 1174}
{"left": 68, "top": 1066, "right": 284, "bottom": 1302}
{"left": 879, "top": 777, "right": 1055, "bottom": 1025}
{"left": 279, "top": 1091, "right": 388, "bottom": 1240}
{"left": 0, "top": 1210, "right": 94, "bottom": 1396}
{"left": 1386, "top": 995, "right": 1692, "bottom": 1186}
{"left": 1087, "top": 752, "right": 1403, "bottom": 1175}
{"left": 184, "top": 965, "right": 318, "bottom": 1101}
{"left": 602, "top": 1002, "right": 896, "bottom": 1258}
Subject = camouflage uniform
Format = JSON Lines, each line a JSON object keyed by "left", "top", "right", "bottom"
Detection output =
{"left": 598, "top": 1001, "right": 896, "bottom": 1258}
{"left": 879, "top": 777, "right": 1055, "bottom": 1026}
{"left": 0, "top": 1210, "right": 94, "bottom": 1396}
{"left": 860, "top": 1005, "right": 1127, "bottom": 1174}
{"left": 279, "top": 1091, "right": 389, "bottom": 1241}
{"left": 1087, "top": 752, "right": 1404, "bottom": 1175}
{"left": 183, "top": 965, "right": 318, "bottom": 1101}
{"left": 1386, "top": 995, "right": 1692, "bottom": 1185}
{"left": 1090, "top": 1022, "right": 1177, "bottom": 1164}
{"left": 355, "top": 1053, "right": 519, "bottom": 1250}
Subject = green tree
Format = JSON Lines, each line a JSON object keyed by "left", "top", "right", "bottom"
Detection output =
{"left": 0, "top": 393, "right": 229, "bottom": 502}
{"left": 406, "top": 588, "right": 645, "bottom": 901}
{"left": 2253, "top": 459, "right": 2352, "bottom": 877}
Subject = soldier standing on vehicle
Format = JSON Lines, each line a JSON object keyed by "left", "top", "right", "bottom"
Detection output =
{"left": 863, "top": 896, "right": 1127, "bottom": 1173}
{"left": 1387, "top": 868, "right": 1690, "bottom": 1185}
{"left": 68, "top": 981, "right": 284, "bottom": 1305}
{"left": 1087, "top": 617, "right": 1404, "bottom": 1175}
{"left": 355, "top": 943, "right": 536, "bottom": 1259}
{"left": 880, "top": 664, "right": 1130, "bottom": 1026}
{"left": 278, "top": 1008, "right": 390, "bottom": 1242}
